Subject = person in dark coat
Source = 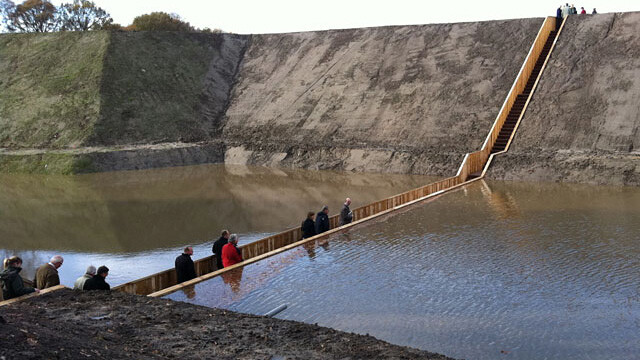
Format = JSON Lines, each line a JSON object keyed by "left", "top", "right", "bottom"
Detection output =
{"left": 339, "top": 198, "right": 353, "bottom": 226}
{"left": 556, "top": 7, "right": 563, "bottom": 30}
{"left": 222, "top": 234, "right": 243, "bottom": 268}
{"left": 301, "top": 211, "right": 316, "bottom": 239}
{"left": 315, "top": 205, "right": 330, "bottom": 234}
{"left": 212, "top": 230, "right": 230, "bottom": 270}
{"left": 83, "top": 266, "right": 110, "bottom": 291}
{"left": 1, "top": 256, "right": 38, "bottom": 300}
{"left": 175, "top": 246, "right": 197, "bottom": 283}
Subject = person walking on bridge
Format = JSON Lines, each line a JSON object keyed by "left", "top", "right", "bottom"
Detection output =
{"left": 34, "top": 255, "right": 63, "bottom": 290}
{"left": 301, "top": 212, "right": 316, "bottom": 239}
{"left": 315, "top": 206, "right": 330, "bottom": 234}
{"left": 339, "top": 198, "right": 353, "bottom": 226}
{"left": 222, "top": 234, "right": 243, "bottom": 268}
{"left": 1, "top": 256, "right": 38, "bottom": 300}
{"left": 212, "top": 230, "right": 230, "bottom": 270}
{"left": 175, "top": 246, "right": 197, "bottom": 283}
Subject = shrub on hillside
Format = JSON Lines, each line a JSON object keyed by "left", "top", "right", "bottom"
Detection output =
{"left": 130, "top": 12, "right": 194, "bottom": 32}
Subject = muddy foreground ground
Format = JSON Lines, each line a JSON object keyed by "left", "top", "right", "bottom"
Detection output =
{"left": 0, "top": 289, "right": 453, "bottom": 359}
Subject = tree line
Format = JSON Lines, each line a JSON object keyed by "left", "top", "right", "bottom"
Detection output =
{"left": 0, "top": 0, "right": 221, "bottom": 33}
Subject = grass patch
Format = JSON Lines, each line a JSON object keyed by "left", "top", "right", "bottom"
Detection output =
{"left": 0, "top": 32, "right": 109, "bottom": 149}
{"left": 92, "top": 32, "right": 224, "bottom": 145}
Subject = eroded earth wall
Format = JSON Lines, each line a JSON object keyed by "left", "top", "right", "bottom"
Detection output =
{"left": 223, "top": 19, "right": 542, "bottom": 176}
{"left": 487, "top": 12, "right": 640, "bottom": 186}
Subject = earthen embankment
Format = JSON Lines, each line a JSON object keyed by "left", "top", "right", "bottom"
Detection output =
{"left": 223, "top": 19, "right": 541, "bottom": 176}
{"left": 1, "top": 15, "right": 638, "bottom": 184}
{"left": 0, "top": 289, "right": 452, "bottom": 359}
{"left": 487, "top": 12, "right": 640, "bottom": 186}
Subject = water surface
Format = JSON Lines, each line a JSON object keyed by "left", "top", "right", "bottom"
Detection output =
{"left": 0, "top": 164, "right": 435, "bottom": 286}
{"left": 166, "top": 180, "right": 640, "bottom": 360}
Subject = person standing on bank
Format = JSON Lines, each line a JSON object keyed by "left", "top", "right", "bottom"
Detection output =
{"left": 339, "top": 198, "right": 353, "bottom": 226}
{"left": 222, "top": 234, "right": 243, "bottom": 268}
{"left": 315, "top": 205, "right": 330, "bottom": 234}
{"left": 592, "top": 8, "right": 597, "bottom": 14}
{"left": 175, "top": 246, "right": 197, "bottom": 283}
{"left": 301, "top": 211, "right": 316, "bottom": 239}
{"left": 83, "top": 266, "right": 110, "bottom": 291}
{"left": 34, "top": 255, "right": 63, "bottom": 290}
{"left": 561, "top": 3, "right": 570, "bottom": 18}
{"left": 580, "top": 7, "right": 586, "bottom": 14}
{"left": 1, "top": 256, "right": 38, "bottom": 300}
{"left": 212, "top": 230, "right": 230, "bottom": 270}
{"left": 73, "top": 265, "right": 96, "bottom": 290}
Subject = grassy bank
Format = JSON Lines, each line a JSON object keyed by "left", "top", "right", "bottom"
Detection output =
{"left": 1, "top": 31, "right": 241, "bottom": 151}
{"left": 0, "top": 32, "right": 108, "bottom": 149}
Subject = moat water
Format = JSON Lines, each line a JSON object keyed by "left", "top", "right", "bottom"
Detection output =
{"left": 0, "top": 164, "right": 435, "bottom": 286}
{"left": 164, "top": 180, "right": 640, "bottom": 360}
{"left": 2, "top": 165, "right": 638, "bottom": 359}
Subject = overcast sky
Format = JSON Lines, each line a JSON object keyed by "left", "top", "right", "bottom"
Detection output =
{"left": 90, "top": 0, "right": 639, "bottom": 34}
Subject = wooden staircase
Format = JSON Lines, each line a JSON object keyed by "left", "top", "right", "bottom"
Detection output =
{"left": 490, "top": 30, "right": 558, "bottom": 154}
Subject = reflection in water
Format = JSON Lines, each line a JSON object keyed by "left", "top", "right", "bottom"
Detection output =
{"left": 166, "top": 181, "right": 640, "bottom": 360}
{"left": 180, "top": 285, "right": 196, "bottom": 300}
{"left": 221, "top": 267, "right": 244, "bottom": 294}
{"left": 0, "top": 164, "right": 433, "bottom": 286}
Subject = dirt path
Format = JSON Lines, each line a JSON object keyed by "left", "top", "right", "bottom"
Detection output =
{"left": 0, "top": 289, "right": 454, "bottom": 359}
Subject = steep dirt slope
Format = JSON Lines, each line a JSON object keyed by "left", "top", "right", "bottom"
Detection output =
{"left": 223, "top": 19, "right": 542, "bottom": 176}
{"left": 488, "top": 12, "right": 640, "bottom": 185}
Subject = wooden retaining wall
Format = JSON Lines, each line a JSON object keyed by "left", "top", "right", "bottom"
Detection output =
{"left": 0, "top": 285, "right": 66, "bottom": 307}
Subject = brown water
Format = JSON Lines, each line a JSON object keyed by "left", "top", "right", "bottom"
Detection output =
{"left": 0, "top": 164, "right": 435, "bottom": 286}
{"left": 165, "top": 180, "right": 640, "bottom": 360}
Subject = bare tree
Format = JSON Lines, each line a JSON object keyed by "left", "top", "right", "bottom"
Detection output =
{"left": 58, "top": 0, "right": 112, "bottom": 31}
{"left": 2, "top": 0, "right": 58, "bottom": 32}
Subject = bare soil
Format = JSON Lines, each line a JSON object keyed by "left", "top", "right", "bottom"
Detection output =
{"left": 0, "top": 289, "right": 454, "bottom": 360}
{"left": 223, "top": 19, "right": 542, "bottom": 176}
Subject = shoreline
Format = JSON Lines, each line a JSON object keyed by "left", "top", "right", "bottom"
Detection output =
{"left": 0, "top": 289, "right": 454, "bottom": 359}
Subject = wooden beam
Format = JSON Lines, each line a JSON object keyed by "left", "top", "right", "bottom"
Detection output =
{"left": 0, "top": 285, "right": 67, "bottom": 307}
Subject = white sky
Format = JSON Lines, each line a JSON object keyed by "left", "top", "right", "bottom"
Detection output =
{"left": 90, "top": 0, "right": 640, "bottom": 34}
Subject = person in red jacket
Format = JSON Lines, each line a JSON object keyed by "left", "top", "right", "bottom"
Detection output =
{"left": 221, "top": 234, "right": 243, "bottom": 268}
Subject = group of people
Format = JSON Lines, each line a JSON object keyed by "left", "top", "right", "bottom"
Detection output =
{"left": 302, "top": 198, "right": 354, "bottom": 239}
{"left": 4, "top": 198, "right": 358, "bottom": 298}
{"left": 173, "top": 197, "right": 355, "bottom": 285}
{"left": 557, "top": 4, "right": 597, "bottom": 19}
{"left": 173, "top": 230, "right": 244, "bottom": 285}
{"left": 1, "top": 255, "right": 110, "bottom": 301}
